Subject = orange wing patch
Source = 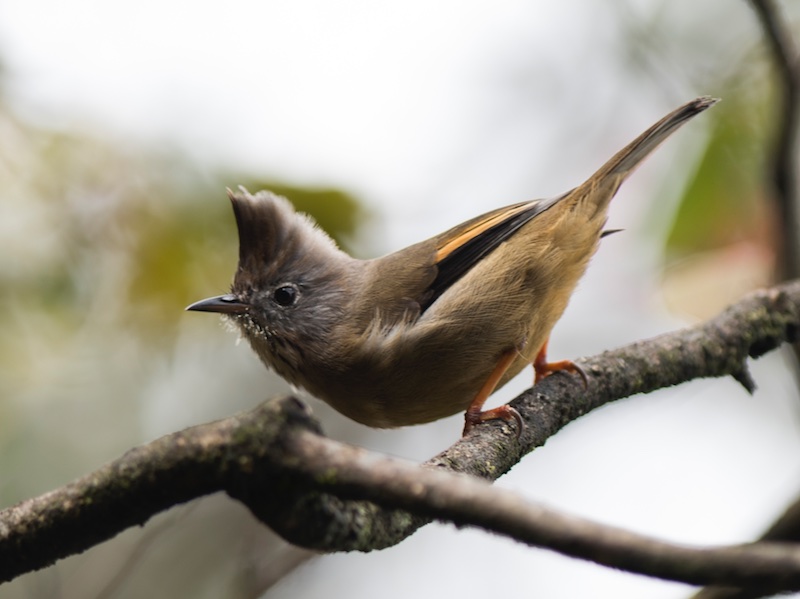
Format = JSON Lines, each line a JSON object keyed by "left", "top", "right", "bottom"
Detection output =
{"left": 435, "top": 201, "right": 534, "bottom": 263}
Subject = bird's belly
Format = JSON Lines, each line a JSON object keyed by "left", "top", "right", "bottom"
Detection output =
{"left": 310, "top": 332, "right": 542, "bottom": 429}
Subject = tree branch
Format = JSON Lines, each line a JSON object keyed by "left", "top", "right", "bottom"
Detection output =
{"left": 1, "top": 281, "right": 800, "bottom": 589}
{"left": 283, "top": 430, "right": 800, "bottom": 593}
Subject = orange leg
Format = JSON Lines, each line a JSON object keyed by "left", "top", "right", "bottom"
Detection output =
{"left": 463, "top": 347, "right": 523, "bottom": 437}
{"left": 533, "top": 338, "right": 588, "bottom": 386}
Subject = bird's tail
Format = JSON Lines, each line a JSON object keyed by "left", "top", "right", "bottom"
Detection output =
{"left": 580, "top": 96, "right": 718, "bottom": 211}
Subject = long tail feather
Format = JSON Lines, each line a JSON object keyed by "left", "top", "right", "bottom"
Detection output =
{"left": 595, "top": 96, "right": 718, "bottom": 182}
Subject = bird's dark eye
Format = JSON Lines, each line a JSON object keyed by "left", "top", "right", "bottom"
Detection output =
{"left": 272, "top": 285, "right": 298, "bottom": 307}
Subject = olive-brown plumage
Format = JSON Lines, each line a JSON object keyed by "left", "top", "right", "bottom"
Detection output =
{"left": 188, "top": 97, "right": 717, "bottom": 433}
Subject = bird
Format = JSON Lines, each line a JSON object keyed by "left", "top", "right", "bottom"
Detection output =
{"left": 187, "top": 96, "right": 717, "bottom": 436}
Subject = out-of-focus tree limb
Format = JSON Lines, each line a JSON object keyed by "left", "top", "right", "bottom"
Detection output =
{"left": 750, "top": 0, "right": 800, "bottom": 280}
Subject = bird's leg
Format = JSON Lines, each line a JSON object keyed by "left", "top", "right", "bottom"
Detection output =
{"left": 463, "top": 345, "right": 523, "bottom": 437}
{"left": 533, "top": 338, "right": 587, "bottom": 386}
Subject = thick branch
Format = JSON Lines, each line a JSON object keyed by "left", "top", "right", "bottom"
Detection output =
{"left": 1, "top": 281, "right": 800, "bottom": 587}
{"left": 283, "top": 430, "right": 800, "bottom": 593}
{"left": 0, "top": 397, "right": 317, "bottom": 584}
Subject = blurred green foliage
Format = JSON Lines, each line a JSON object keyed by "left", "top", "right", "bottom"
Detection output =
{"left": 664, "top": 70, "right": 771, "bottom": 257}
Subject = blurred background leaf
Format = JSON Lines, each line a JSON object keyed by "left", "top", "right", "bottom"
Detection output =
{"left": 664, "top": 79, "right": 770, "bottom": 256}
{"left": 658, "top": 60, "right": 778, "bottom": 319}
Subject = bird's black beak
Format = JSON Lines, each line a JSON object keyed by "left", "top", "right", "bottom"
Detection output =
{"left": 185, "top": 294, "right": 249, "bottom": 314}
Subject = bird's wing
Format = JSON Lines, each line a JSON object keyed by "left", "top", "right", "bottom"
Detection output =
{"left": 422, "top": 194, "right": 566, "bottom": 312}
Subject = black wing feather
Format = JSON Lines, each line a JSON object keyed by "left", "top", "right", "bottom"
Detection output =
{"left": 421, "top": 193, "right": 566, "bottom": 312}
